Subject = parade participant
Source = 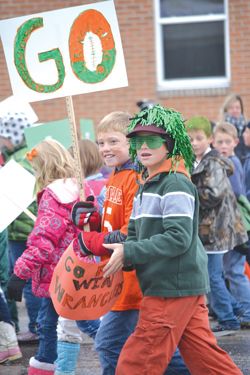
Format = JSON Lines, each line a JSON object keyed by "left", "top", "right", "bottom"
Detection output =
{"left": 0, "top": 229, "right": 22, "bottom": 362}
{"left": 7, "top": 139, "right": 100, "bottom": 375}
{"left": 55, "top": 139, "right": 106, "bottom": 375}
{"left": 102, "top": 105, "right": 243, "bottom": 375}
{"left": 72, "top": 111, "right": 190, "bottom": 374}
{"left": 0, "top": 112, "right": 40, "bottom": 340}
{"left": 213, "top": 122, "right": 250, "bottom": 328}
{"left": 187, "top": 116, "right": 247, "bottom": 333}
{"left": 219, "top": 94, "right": 249, "bottom": 163}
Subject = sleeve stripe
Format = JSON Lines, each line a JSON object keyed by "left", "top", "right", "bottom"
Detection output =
{"left": 132, "top": 191, "right": 195, "bottom": 219}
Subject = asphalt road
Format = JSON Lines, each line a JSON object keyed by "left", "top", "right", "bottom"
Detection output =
{"left": 1, "top": 302, "right": 249, "bottom": 375}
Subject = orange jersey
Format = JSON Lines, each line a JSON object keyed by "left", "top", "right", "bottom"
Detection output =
{"left": 102, "top": 166, "right": 143, "bottom": 310}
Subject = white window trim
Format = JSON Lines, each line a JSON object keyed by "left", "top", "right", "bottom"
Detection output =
{"left": 154, "top": 0, "right": 230, "bottom": 92}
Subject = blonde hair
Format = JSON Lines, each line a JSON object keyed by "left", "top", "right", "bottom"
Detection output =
{"left": 70, "top": 139, "right": 103, "bottom": 178}
{"left": 30, "top": 139, "right": 75, "bottom": 191}
{"left": 219, "top": 93, "right": 244, "bottom": 120}
{"left": 213, "top": 121, "right": 238, "bottom": 139}
{"left": 96, "top": 111, "right": 131, "bottom": 135}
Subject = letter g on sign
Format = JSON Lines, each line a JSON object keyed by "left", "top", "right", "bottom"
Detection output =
{"left": 14, "top": 17, "right": 65, "bottom": 93}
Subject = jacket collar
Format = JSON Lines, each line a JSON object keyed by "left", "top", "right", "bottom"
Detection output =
{"left": 192, "top": 148, "right": 233, "bottom": 177}
{"left": 140, "top": 158, "right": 190, "bottom": 184}
{"left": 114, "top": 159, "right": 137, "bottom": 173}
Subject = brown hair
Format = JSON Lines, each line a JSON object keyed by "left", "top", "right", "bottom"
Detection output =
{"left": 78, "top": 139, "right": 103, "bottom": 178}
{"left": 213, "top": 121, "right": 238, "bottom": 139}
{"left": 96, "top": 111, "right": 131, "bottom": 135}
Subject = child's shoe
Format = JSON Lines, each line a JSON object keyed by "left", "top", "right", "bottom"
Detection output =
{"left": 0, "top": 321, "right": 22, "bottom": 363}
{"left": 17, "top": 330, "right": 39, "bottom": 343}
{"left": 240, "top": 321, "right": 250, "bottom": 329}
{"left": 28, "top": 357, "right": 55, "bottom": 375}
{"left": 212, "top": 322, "right": 240, "bottom": 337}
{"left": 212, "top": 322, "right": 240, "bottom": 332}
{"left": 55, "top": 341, "right": 80, "bottom": 375}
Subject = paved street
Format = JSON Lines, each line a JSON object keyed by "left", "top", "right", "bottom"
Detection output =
{"left": 1, "top": 301, "right": 250, "bottom": 375}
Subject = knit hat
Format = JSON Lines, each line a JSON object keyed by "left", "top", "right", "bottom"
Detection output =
{"left": 127, "top": 104, "right": 194, "bottom": 172}
{"left": 0, "top": 112, "right": 31, "bottom": 147}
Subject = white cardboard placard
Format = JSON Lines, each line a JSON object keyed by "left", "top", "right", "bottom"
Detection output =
{"left": 0, "top": 95, "right": 38, "bottom": 124}
{"left": 0, "top": 160, "right": 36, "bottom": 232}
{"left": 0, "top": 1, "right": 128, "bottom": 102}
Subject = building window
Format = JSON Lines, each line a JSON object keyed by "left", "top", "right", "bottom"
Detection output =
{"left": 155, "top": 0, "right": 229, "bottom": 91}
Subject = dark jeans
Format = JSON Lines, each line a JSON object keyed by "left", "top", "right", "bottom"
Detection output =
{"left": 8, "top": 240, "right": 41, "bottom": 333}
{"left": 207, "top": 253, "right": 241, "bottom": 327}
{"left": 0, "top": 286, "right": 12, "bottom": 324}
{"left": 36, "top": 298, "right": 103, "bottom": 364}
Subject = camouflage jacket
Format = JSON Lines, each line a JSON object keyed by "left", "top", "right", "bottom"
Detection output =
{"left": 191, "top": 149, "right": 248, "bottom": 252}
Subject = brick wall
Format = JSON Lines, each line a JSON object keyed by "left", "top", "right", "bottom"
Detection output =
{"left": 0, "top": 0, "right": 250, "bottom": 131}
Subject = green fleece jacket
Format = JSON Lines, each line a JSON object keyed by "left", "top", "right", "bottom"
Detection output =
{"left": 124, "top": 159, "right": 210, "bottom": 298}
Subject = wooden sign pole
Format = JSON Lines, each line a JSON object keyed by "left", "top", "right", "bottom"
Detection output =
{"left": 65, "top": 96, "right": 85, "bottom": 201}
{"left": 65, "top": 96, "right": 91, "bottom": 233}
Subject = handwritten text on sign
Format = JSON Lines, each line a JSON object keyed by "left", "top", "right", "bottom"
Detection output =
{"left": 0, "top": 1, "right": 128, "bottom": 102}
{"left": 49, "top": 242, "right": 123, "bottom": 320}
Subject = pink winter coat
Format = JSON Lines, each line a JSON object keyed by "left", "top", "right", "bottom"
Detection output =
{"left": 14, "top": 178, "right": 80, "bottom": 298}
{"left": 14, "top": 177, "right": 106, "bottom": 298}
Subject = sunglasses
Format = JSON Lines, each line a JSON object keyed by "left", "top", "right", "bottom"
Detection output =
{"left": 129, "top": 135, "right": 166, "bottom": 150}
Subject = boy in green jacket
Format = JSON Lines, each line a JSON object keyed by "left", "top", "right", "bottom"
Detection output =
{"left": 103, "top": 105, "right": 242, "bottom": 375}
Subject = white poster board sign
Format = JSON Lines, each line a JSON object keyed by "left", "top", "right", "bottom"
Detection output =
{"left": 0, "top": 95, "right": 38, "bottom": 124}
{"left": 0, "top": 160, "right": 36, "bottom": 232}
{"left": 0, "top": 0, "right": 128, "bottom": 102}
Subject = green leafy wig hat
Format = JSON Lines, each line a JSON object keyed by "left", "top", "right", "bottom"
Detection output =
{"left": 127, "top": 104, "right": 194, "bottom": 172}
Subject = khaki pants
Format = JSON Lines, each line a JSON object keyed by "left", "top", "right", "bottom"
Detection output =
{"left": 116, "top": 295, "right": 242, "bottom": 375}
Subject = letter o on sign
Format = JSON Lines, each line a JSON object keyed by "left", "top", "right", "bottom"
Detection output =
{"left": 69, "top": 9, "right": 116, "bottom": 83}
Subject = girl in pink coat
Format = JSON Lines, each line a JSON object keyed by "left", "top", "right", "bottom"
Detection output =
{"left": 7, "top": 139, "right": 102, "bottom": 375}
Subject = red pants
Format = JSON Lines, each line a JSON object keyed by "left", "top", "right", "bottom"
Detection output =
{"left": 116, "top": 295, "right": 242, "bottom": 375}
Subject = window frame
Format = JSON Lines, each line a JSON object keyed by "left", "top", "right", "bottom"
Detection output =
{"left": 154, "top": 0, "right": 230, "bottom": 91}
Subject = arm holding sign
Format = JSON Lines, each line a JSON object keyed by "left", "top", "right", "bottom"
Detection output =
{"left": 72, "top": 164, "right": 137, "bottom": 257}
{"left": 71, "top": 189, "right": 127, "bottom": 257}
{"left": 71, "top": 196, "right": 101, "bottom": 231}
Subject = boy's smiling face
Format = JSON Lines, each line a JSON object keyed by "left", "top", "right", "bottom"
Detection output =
{"left": 97, "top": 131, "right": 130, "bottom": 168}
{"left": 134, "top": 132, "right": 168, "bottom": 175}
{"left": 188, "top": 129, "right": 211, "bottom": 162}
{"left": 213, "top": 131, "right": 238, "bottom": 157}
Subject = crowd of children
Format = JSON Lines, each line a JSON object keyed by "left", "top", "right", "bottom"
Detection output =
{"left": 0, "top": 95, "right": 250, "bottom": 374}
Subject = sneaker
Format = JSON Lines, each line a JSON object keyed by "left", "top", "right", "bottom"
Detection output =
{"left": 240, "top": 321, "right": 250, "bottom": 329}
{"left": 212, "top": 324, "right": 240, "bottom": 337}
{"left": 0, "top": 347, "right": 22, "bottom": 363}
{"left": 17, "top": 331, "right": 39, "bottom": 343}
